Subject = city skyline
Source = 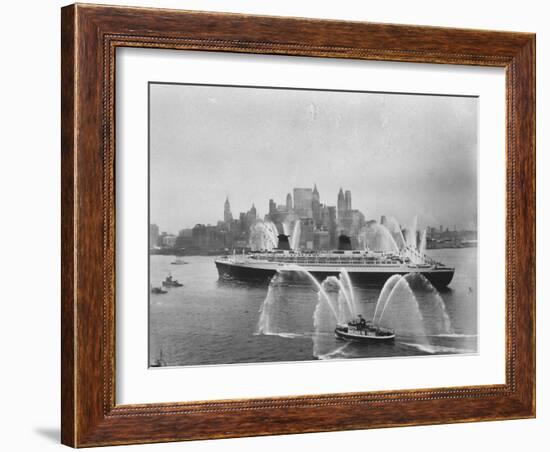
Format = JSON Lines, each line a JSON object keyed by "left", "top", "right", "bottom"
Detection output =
{"left": 150, "top": 83, "right": 477, "bottom": 233}
{"left": 152, "top": 185, "right": 475, "bottom": 238}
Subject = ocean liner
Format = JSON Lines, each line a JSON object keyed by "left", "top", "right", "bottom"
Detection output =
{"left": 215, "top": 234, "right": 454, "bottom": 288}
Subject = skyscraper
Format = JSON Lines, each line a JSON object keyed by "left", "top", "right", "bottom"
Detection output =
{"left": 243, "top": 204, "right": 257, "bottom": 234}
{"left": 345, "top": 190, "right": 352, "bottom": 210}
{"left": 149, "top": 223, "right": 159, "bottom": 249}
{"left": 224, "top": 197, "right": 233, "bottom": 224}
{"left": 286, "top": 193, "right": 293, "bottom": 211}
{"left": 312, "top": 184, "right": 321, "bottom": 226}
{"left": 337, "top": 188, "right": 346, "bottom": 218}
{"left": 269, "top": 198, "right": 276, "bottom": 216}
{"left": 337, "top": 188, "right": 354, "bottom": 235}
{"left": 322, "top": 205, "right": 337, "bottom": 248}
{"left": 293, "top": 188, "right": 313, "bottom": 218}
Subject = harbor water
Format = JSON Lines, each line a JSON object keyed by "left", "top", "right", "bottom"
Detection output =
{"left": 149, "top": 248, "right": 477, "bottom": 367}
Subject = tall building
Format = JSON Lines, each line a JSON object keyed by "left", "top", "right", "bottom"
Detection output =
{"left": 345, "top": 190, "right": 352, "bottom": 210}
{"left": 312, "top": 184, "right": 321, "bottom": 226}
{"left": 300, "top": 217, "right": 315, "bottom": 249}
{"left": 239, "top": 212, "right": 249, "bottom": 235}
{"left": 149, "top": 223, "right": 159, "bottom": 249}
{"left": 269, "top": 199, "right": 276, "bottom": 216}
{"left": 224, "top": 197, "right": 233, "bottom": 224}
{"left": 337, "top": 188, "right": 354, "bottom": 235}
{"left": 293, "top": 187, "right": 313, "bottom": 218}
{"left": 286, "top": 193, "right": 293, "bottom": 211}
{"left": 326, "top": 205, "right": 337, "bottom": 248}
{"left": 337, "top": 188, "right": 346, "bottom": 218}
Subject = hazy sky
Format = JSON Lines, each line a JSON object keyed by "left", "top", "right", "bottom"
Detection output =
{"left": 149, "top": 83, "right": 477, "bottom": 233}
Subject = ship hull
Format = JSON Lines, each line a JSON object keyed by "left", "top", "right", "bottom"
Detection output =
{"left": 334, "top": 328, "right": 395, "bottom": 342}
{"left": 215, "top": 260, "right": 454, "bottom": 288}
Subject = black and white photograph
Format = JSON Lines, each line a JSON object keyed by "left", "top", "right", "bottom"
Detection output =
{"left": 148, "top": 82, "right": 478, "bottom": 367}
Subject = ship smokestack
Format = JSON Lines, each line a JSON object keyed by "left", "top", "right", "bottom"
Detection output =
{"left": 337, "top": 234, "right": 352, "bottom": 251}
{"left": 276, "top": 234, "right": 291, "bottom": 250}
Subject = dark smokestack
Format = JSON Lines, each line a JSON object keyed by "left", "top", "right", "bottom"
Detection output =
{"left": 337, "top": 234, "right": 352, "bottom": 251}
{"left": 277, "top": 234, "right": 291, "bottom": 250}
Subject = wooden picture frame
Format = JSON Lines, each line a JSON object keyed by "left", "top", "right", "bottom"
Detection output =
{"left": 61, "top": 3, "right": 535, "bottom": 447}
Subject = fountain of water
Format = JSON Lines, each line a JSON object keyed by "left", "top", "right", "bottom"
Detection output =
{"left": 358, "top": 223, "right": 400, "bottom": 253}
{"left": 257, "top": 266, "right": 358, "bottom": 356}
{"left": 372, "top": 274, "right": 402, "bottom": 324}
{"left": 256, "top": 273, "right": 281, "bottom": 335}
{"left": 279, "top": 264, "right": 338, "bottom": 319}
{"left": 282, "top": 222, "right": 289, "bottom": 236}
{"left": 256, "top": 255, "right": 455, "bottom": 357}
{"left": 404, "top": 215, "right": 418, "bottom": 249}
{"left": 375, "top": 274, "right": 426, "bottom": 337}
{"left": 256, "top": 271, "right": 324, "bottom": 337}
{"left": 249, "top": 220, "right": 279, "bottom": 251}
{"left": 339, "top": 268, "right": 357, "bottom": 318}
{"left": 290, "top": 220, "right": 301, "bottom": 252}
{"left": 406, "top": 273, "right": 453, "bottom": 335}
{"left": 384, "top": 216, "right": 406, "bottom": 249}
{"left": 313, "top": 277, "right": 345, "bottom": 357}
{"left": 374, "top": 273, "right": 453, "bottom": 337}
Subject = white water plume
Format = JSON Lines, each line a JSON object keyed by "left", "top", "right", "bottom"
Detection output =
{"left": 419, "top": 228, "right": 427, "bottom": 255}
{"left": 372, "top": 274, "right": 402, "bottom": 325}
{"left": 374, "top": 273, "right": 453, "bottom": 337}
{"left": 384, "top": 216, "right": 406, "bottom": 249}
{"left": 290, "top": 220, "right": 301, "bottom": 251}
{"left": 405, "top": 215, "right": 418, "bottom": 249}
{"left": 358, "top": 223, "right": 399, "bottom": 253}
{"left": 249, "top": 220, "right": 279, "bottom": 251}
{"left": 256, "top": 265, "right": 455, "bottom": 360}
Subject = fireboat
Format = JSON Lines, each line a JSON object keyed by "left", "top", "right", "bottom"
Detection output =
{"left": 334, "top": 315, "right": 395, "bottom": 342}
{"left": 215, "top": 234, "right": 454, "bottom": 288}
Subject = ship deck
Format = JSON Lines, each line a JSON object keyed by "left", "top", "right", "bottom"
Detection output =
{"left": 214, "top": 258, "right": 455, "bottom": 288}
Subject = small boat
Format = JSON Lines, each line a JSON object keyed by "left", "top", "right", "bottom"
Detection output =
{"left": 151, "top": 286, "right": 167, "bottom": 294}
{"left": 150, "top": 348, "right": 167, "bottom": 367}
{"left": 171, "top": 258, "right": 188, "bottom": 265}
{"left": 335, "top": 315, "right": 395, "bottom": 342}
{"left": 162, "top": 274, "right": 183, "bottom": 288}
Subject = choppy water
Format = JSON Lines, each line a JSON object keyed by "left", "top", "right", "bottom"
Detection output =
{"left": 149, "top": 248, "right": 477, "bottom": 367}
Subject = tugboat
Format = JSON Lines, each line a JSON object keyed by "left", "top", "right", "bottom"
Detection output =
{"left": 150, "top": 348, "right": 167, "bottom": 367}
{"left": 215, "top": 234, "right": 454, "bottom": 289}
{"left": 171, "top": 257, "right": 188, "bottom": 265}
{"left": 162, "top": 274, "right": 183, "bottom": 288}
{"left": 335, "top": 314, "right": 395, "bottom": 342}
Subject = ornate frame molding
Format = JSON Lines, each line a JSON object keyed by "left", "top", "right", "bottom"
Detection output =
{"left": 61, "top": 4, "right": 535, "bottom": 447}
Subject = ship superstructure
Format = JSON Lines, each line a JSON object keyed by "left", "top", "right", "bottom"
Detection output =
{"left": 215, "top": 234, "right": 454, "bottom": 288}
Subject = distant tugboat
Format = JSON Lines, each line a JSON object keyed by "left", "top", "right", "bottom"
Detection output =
{"left": 335, "top": 315, "right": 395, "bottom": 342}
{"left": 162, "top": 274, "right": 183, "bottom": 288}
{"left": 171, "top": 257, "right": 188, "bottom": 265}
{"left": 215, "top": 234, "right": 454, "bottom": 288}
{"left": 150, "top": 348, "right": 167, "bottom": 367}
